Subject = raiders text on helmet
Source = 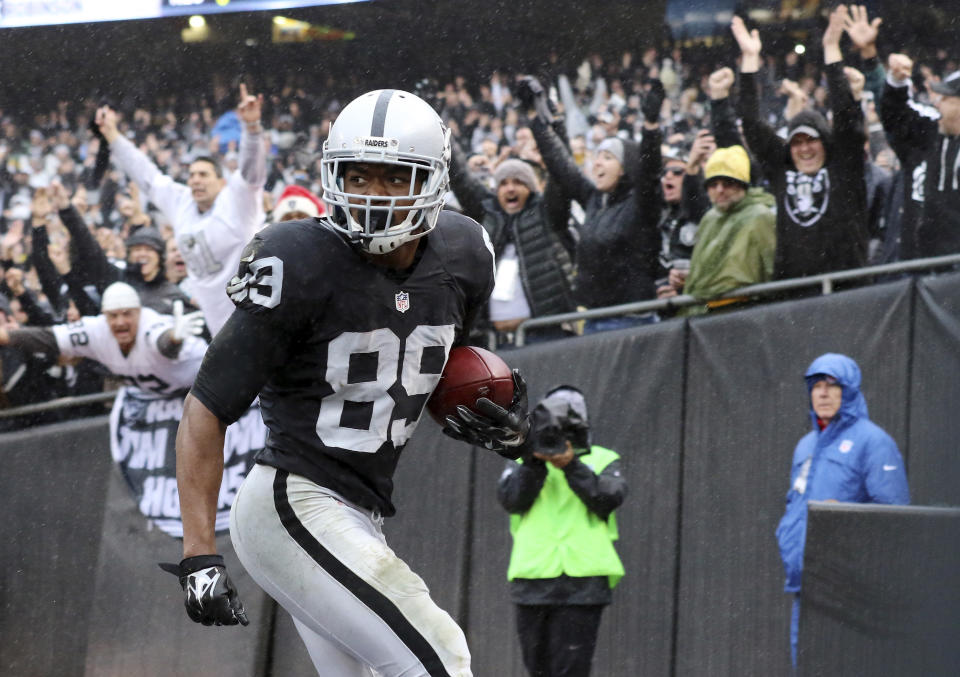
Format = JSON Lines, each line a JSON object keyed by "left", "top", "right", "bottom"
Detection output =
{"left": 320, "top": 89, "right": 451, "bottom": 254}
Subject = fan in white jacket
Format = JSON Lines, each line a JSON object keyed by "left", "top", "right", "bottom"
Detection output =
{"left": 94, "top": 84, "right": 267, "bottom": 335}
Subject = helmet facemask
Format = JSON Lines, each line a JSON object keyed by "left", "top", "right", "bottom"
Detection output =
{"left": 321, "top": 145, "right": 448, "bottom": 254}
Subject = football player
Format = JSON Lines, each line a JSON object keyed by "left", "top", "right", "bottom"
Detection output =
{"left": 171, "top": 90, "right": 531, "bottom": 677}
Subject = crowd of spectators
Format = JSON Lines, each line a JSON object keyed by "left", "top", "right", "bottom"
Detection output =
{"left": 1, "top": 5, "right": 958, "bottom": 427}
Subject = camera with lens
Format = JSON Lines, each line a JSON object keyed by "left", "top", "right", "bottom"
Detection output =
{"left": 529, "top": 391, "right": 590, "bottom": 457}
{"left": 531, "top": 424, "right": 568, "bottom": 457}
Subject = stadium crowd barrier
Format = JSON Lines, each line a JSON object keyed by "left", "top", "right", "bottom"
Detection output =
{"left": 2, "top": 271, "right": 959, "bottom": 676}
{"left": 800, "top": 502, "right": 960, "bottom": 677}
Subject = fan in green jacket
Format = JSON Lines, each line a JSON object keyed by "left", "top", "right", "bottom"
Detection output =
{"left": 497, "top": 386, "right": 627, "bottom": 677}
{"left": 679, "top": 145, "right": 776, "bottom": 317}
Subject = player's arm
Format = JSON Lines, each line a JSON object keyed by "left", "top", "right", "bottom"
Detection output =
{"left": 442, "top": 217, "right": 532, "bottom": 456}
{"left": 179, "top": 309, "right": 293, "bottom": 555}
{"left": 168, "top": 309, "right": 293, "bottom": 626}
{"left": 166, "top": 393, "right": 248, "bottom": 627}
{"left": 0, "top": 326, "right": 60, "bottom": 356}
{"left": 236, "top": 83, "right": 267, "bottom": 188}
{"left": 176, "top": 394, "right": 228, "bottom": 557}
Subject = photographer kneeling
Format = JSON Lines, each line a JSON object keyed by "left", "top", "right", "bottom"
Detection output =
{"left": 497, "top": 386, "right": 628, "bottom": 677}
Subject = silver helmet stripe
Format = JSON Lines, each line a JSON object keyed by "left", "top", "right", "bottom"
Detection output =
{"left": 370, "top": 89, "right": 395, "bottom": 137}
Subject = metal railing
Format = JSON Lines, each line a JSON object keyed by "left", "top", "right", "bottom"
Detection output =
{"left": 2, "top": 253, "right": 960, "bottom": 420}
{"left": 0, "top": 390, "right": 117, "bottom": 420}
{"left": 510, "top": 253, "right": 960, "bottom": 346}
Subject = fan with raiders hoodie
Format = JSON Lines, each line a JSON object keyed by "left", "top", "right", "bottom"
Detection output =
{"left": 732, "top": 11, "right": 870, "bottom": 281}
{"left": 881, "top": 54, "right": 960, "bottom": 259}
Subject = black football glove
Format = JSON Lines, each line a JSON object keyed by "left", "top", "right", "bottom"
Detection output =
{"left": 641, "top": 79, "right": 666, "bottom": 124}
{"left": 443, "top": 369, "right": 531, "bottom": 458}
{"left": 159, "top": 555, "right": 249, "bottom": 627}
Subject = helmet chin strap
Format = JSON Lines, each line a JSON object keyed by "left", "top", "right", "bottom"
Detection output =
{"left": 347, "top": 203, "right": 425, "bottom": 252}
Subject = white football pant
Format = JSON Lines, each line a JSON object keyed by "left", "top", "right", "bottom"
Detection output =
{"left": 230, "top": 463, "right": 472, "bottom": 677}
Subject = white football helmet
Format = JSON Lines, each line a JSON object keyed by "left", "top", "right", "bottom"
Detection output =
{"left": 320, "top": 89, "right": 451, "bottom": 254}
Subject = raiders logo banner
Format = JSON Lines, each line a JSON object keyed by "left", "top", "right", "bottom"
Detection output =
{"left": 108, "top": 387, "right": 264, "bottom": 538}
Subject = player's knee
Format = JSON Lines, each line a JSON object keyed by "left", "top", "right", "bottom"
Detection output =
{"left": 363, "top": 544, "right": 429, "bottom": 597}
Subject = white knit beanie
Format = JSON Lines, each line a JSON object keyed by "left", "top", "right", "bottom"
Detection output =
{"left": 101, "top": 282, "right": 141, "bottom": 312}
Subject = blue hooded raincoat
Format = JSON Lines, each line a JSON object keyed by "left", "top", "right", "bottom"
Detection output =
{"left": 775, "top": 353, "right": 910, "bottom": 594}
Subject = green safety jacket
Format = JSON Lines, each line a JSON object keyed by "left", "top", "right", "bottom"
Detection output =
{"left": 507, "top": 445, "right": 625, "bottom": 588}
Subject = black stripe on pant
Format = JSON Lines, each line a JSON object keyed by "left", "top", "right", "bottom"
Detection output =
{"left": 272, "top": 469, "right": 450, "bottom": 677}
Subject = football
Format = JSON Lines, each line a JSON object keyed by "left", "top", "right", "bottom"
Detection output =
{"left": 426, "top": 346, "right": 515, "bottom": 425}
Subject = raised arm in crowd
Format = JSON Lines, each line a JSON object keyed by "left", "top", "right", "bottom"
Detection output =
{"left": 732, "top": 5, "right": 870, "bottom": 281}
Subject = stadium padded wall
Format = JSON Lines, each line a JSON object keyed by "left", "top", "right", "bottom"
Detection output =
{"left": 800, "top": 503, "right": 960, "bottom": 677}
{"left": 675, "top": 278, "right": 913, "bottom": 677}
{"left": 909, "top": 273, "right": 960, "bottom": 507}
{"left": 1, "top": 273, "right": 959, "bottom": 676}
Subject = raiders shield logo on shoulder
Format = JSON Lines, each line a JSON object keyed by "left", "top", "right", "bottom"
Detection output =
{"left": 395, "top": 291, "right": 410, "bottom": 313}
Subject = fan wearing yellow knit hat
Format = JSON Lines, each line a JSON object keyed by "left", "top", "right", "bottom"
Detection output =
{"left": 678, "top": 145, "right": 777, "bottom": 316}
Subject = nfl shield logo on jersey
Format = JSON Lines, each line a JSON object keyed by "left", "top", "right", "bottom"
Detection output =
{"left": 395, "top": 291, "right": 410, "bottom": 313}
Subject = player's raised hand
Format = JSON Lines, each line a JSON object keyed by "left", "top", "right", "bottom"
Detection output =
{"left": 443, "top": 369, "right": 531, "bottom": 458}
{"left": 94, "top": 106, "right": 120, "bottom": 144}
{"left": 641, "top": 79, "right": 666, "bottom": 124}
{"left": 731, "top": 16, "right": 761, "bottom": 58}
{"left": 237, "top": 83, "right": 264, "bottom": 128}
{"left": 49, "top": 181, "right": 71, "bottom": 211}
{"left": 887, "top": 54, "right": 914, "bottom": 84}
{"left": 159, "top": 555, "right": 249, "bottom": 627}
{"left": 843, "top": 5, "right": 882, "bottom": 52}
{"left": 171, "top": 300, "right": 205, "bottom": 343}
{"left": 708, "top": 67, "right": 736, "bottom": 100}
{"left": 844, "top": 66, "right": 866, "bottom": 101}
{"left": 822, "top": 4, "right": 850, "bottom": 66}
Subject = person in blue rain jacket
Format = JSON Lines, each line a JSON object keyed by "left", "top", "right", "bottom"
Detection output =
{"left": 775, "top": 352, "right": 910, "bottom": 668}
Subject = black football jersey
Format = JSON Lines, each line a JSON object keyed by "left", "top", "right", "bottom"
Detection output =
{"left": 192, "top": 211, "right": 495, "bottom": 515}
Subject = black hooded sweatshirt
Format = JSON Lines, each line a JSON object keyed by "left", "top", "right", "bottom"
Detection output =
{"left": 881, "top": 79, "right": 960, "bottom": 259}
{"left": 738, "top": 62, "right": 869, "bottom": 279}
{"left": 530, "top": 117, "right": 659, "bottom": 308}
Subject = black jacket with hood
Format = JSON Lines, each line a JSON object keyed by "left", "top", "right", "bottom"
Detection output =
{"left": 56, "top": 206, "right": 194, "bottom": 316}
{"left": 530, "top": 117, "right": 659, "bottom": 308}
{"left": 448, "top": 141, "right": 576, "bottom": 320}
{"left": 739, "top": 62, "right": 869, "bottom": 279}
{"left": 881, "top": 78, "right": 960, "bottom": 258}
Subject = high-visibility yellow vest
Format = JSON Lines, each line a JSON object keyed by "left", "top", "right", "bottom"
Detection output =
{"left": 507, "top": 445, "right": 624, "bottom": 588}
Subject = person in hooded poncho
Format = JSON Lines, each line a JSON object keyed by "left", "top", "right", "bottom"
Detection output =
{"left": 776, "top": 353, "right": 910, "bottom": 667}
{"left": 677, "top": 145, "right": 776, "bottom": 316}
